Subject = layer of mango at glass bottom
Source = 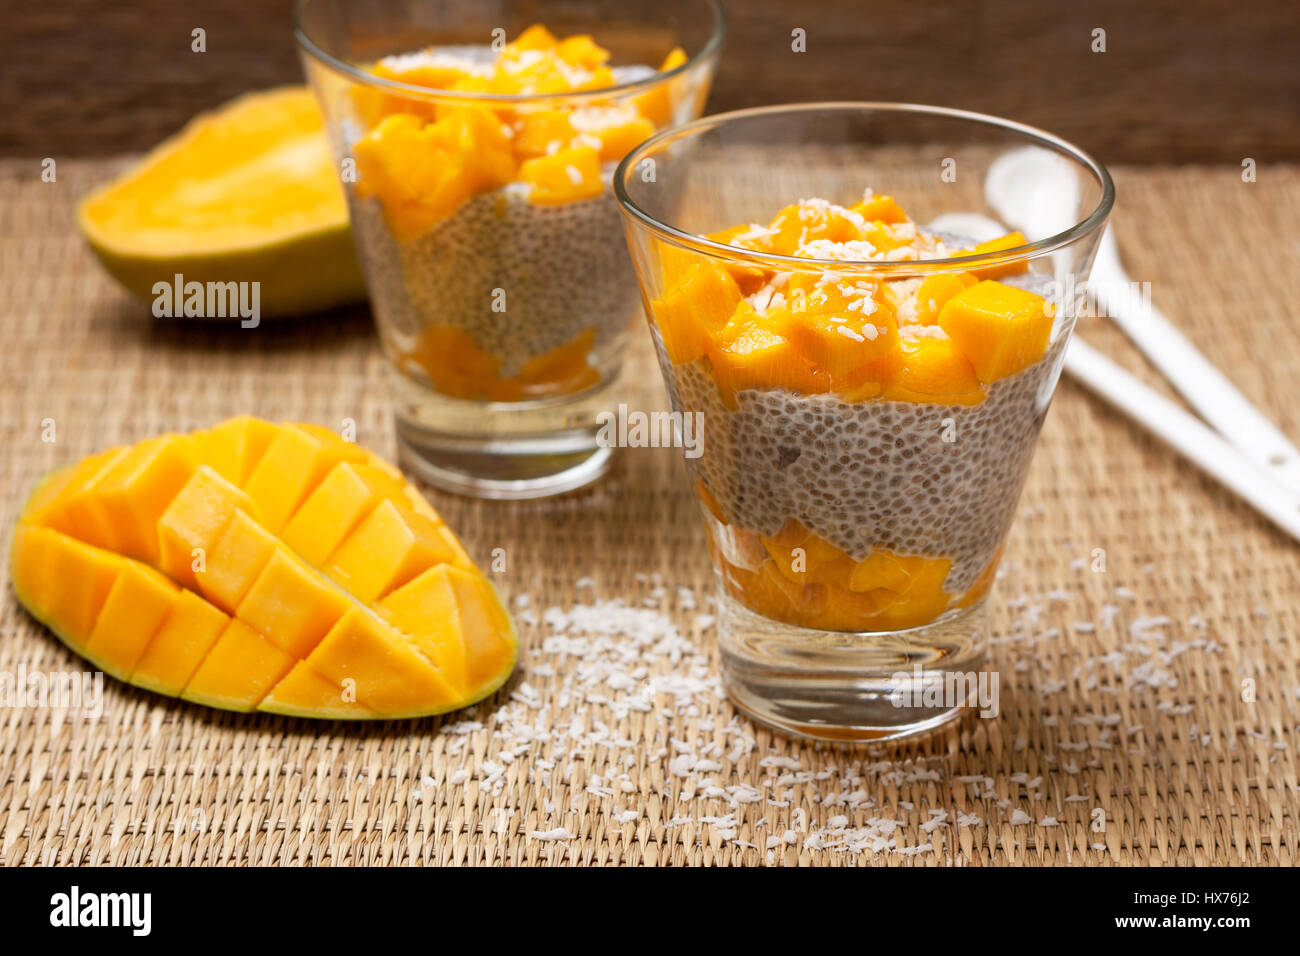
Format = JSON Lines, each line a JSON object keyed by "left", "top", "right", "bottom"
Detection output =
{"left": 716, "top": 582, "right": 993, "bottom": 742}
{"left": 386, "top": 354, "right": 629, "bottom": 501}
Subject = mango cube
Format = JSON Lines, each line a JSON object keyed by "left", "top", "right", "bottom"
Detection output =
{"left": 236, "top": 549, "right": 350, "bottom": 658}
{"left": 157, "top": 465, "right": 261, "bottom": 590}
{"left": 441, "top": 569, "right": 516, "bottom": 693}
{"left": 280, "top": 462, "right": 407, "bottom": 566}
{"left": 324, "top": 499, "right": 466, "bottom": 604}
{"left": 42, "top": 447, "right": 131, "bottom": 551}
{"left": 519, "top": 147, "right": 602, "bottom": 204}
{"left": 183, "top": 619, "right": 296, "bottom": 712}
{"left": 22, "top": 448, "right": 124, "bottom": 527}
{"left": 707, "top": 305, "right": 820, "bottom": 403}
{"left": 380, "top": 565, "right": 515, "bottom": 696}
{"left": 915, "top": 272, "right": 978, "bottom": 323}
{"left": 509, "top": 24, "right": 559, "bottom": 52}
{"left": 632, "top": 47, "right": 687, "bottom": 126}
{"left": 960, "top": 232, "right": 1029, "bottom": 279}
{"left": 782, "top": 308, "right": 895, "bottom": 379}
{"left": 84, "top": 435, "right": 195, "bottom": 564}
{"left": 129, "top": 590, "right": 230, "bottom": 696}
{"left": 847, "top": 550, "right": 922, "bottom": 594}
{"left": 303, "top": 609, "right": 459, "bottom": 717}
{"left": 883, "top": 337, "right": 985, "bottom": 404}
{"left": 938, "top": 280, "right": 1054, "bottom": 382}
{"left": 10, "top": 524, "right": 61, "bottom": 621}
{"left": 850, "top": 194, "right": 907, "bottom": 224}
{"left": 377, "top": 565, "right": 470, "bottom": 694}
{"left": 242, "top": 423, "right": 366, "bottom": 532}
{"left": 556, "top": 34, "right": 610, "bottom": 70}
{"left": 43, "top": 532, "right": 123, "bottom": 648}
{"left": 767, "top": 201, "right": 864, "bottom": 254}
{"left": 202, "top": 415, "right": 279, "bottom": 486}
{"left": 513, "top": 109, "right": 576, "bottom": 158}
{"left": 594, "top": 115, "right": 655, "bottom": 161}
{"left": 651, "top": 261, "right": 742, "bottom": 365}
{"left": 195, "top": 508, "right": 278, "bottom": 613}
{"left": 83, "top": 560, "right": 180, "bottom": 678}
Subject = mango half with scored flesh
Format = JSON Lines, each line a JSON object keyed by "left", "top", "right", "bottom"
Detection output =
{"left": 10, "top": 417, "right": 517, "bottom": 719}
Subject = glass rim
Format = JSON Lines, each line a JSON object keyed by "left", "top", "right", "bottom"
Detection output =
{"left": 613, "top": 101, "right": 1117, "bottom": 274}
{"left": 292, "top": 0, "right": 727, "bottom": 107}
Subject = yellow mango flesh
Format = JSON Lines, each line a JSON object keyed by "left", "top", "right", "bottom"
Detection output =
{"left": 203, "top": 415, "right": 280, "bottom": 486}
{"left": 915, "top": 272, "right": 978, "bottom": 323}
{"left": 657, "top": 198, "right": 1056, "bottom": 406}
{"left": 959, "top": 231, "right": 1030, "bottom": 279}
{"left": 518, "top": 147, "right": 603, "bottom": 204}
{"left": 938, "top": 280, "right": 1055, "bottom": 382}
{"left": 711, "top": 511, "right": 965, "bottom": 632}
{"left": 83, "top": 560, "right": 181, "bottom": 679}
{"left": 10, "top": 418, "right": 517, "bottom": 719}
{"left": 260, "top": 663, "right": 375, "bottom": 719}
{"left": 352, "top": 27, "right": 690, "bottom": 236}
{"left": 157, "top": 465, "right": 261, "bottom": 590}
{"left": 76, "top": 87, "right": 365, "bottom": 317}
{"left": 183, "top": 619, "right": 297, "bottom": 712}
{"left": 651, "top": 261, "right": 742, "bottom": 365}
{"left": 131, "top": 590, "right": 230, "bottom": 696}
{"left": 398, "top": 325, "right": 600, "bottom": 402}
{"left": 883, "top": 337, "right": 986, "bottom": 405}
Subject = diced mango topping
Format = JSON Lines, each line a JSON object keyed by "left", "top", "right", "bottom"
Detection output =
{"left": 518, "top": 147, "right": 602, "bottom": 204}
{"left": 882, "top": 337, "right": 985, "bottom": 405}
{"left": 938, "top": 280, "right": 1055, "bottom": 382}
{"left": 352, "top": 25, "right": 689, "bottom": 236}
{"left": 650, "top": 192, "right": 1055, "bottom": 404}
{"left": 958, "top": 231, "right": 1030, "bottom": 279}
{"left": 10, "top": 418, "right": 517, "bottom": 719}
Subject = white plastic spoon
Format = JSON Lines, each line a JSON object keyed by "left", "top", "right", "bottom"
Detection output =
{"left": 986, "top": 146, "right": 1300, "bottom": 497}
{"left": 927, "top": 206, "right": 1300, "bottom": 543}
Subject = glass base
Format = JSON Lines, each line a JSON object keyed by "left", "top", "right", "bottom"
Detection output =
{"left": 396, "top": 426, "right": 612, "bottom": 499}
{"left": 717, "top": 591, "right": 993, "bottom": 742}
{"left": 389, "top": 363, "right": 622, "bottom": 500}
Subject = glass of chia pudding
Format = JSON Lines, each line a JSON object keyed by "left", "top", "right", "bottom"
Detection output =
{"left": 616, "top": 104, "right": 1114, "bottom": 740}
{"left": 295, "top": 0, "right": 724, "bottom": 497}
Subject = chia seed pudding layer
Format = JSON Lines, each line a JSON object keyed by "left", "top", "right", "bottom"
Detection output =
{"left": 662, "top": 329, "right": 1069, "bottom": 595}
{"left": 349, "top": 185, "right": 640, "bottom": 378}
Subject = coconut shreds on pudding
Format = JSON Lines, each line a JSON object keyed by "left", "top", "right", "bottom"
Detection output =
{"left": 343, "top": 25, "right": 687, "bottom": 402}
{"left": 649, "top": 192, "right": 1064, "bottom": 632}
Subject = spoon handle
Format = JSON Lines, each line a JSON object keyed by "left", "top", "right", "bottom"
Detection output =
{"left": 1090, "top": 228, "right": 1300, "bottom": 495}
{"left": 1063, "top": 337, "right": 1300, "bottom": 543}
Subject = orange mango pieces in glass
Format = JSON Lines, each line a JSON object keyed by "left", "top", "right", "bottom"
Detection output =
{"left": 652, "top": 194, "right": 1057, "bottom": 404}
{"left": 9, "top": 418, "right": 517, "bottom": 719}
{"left": 398, "top": 325, "right": 599, "bottom": 401}
{"left": 938, "top": 280, "right": 1055, "bottom": 381}
{"left": 956, "top": 231, "right": 1030, "bottom": 279}
{"left": 882, "top": 338, "right": 985, "bottom": 405}
{"left": 708, "top": 515, "right": 972, "bottom": 632}
{"left": 350, "top": 24, "right": 688, "bottom": 234}
{"left": 518, "top": 147, "right": 603, "bottom": 204}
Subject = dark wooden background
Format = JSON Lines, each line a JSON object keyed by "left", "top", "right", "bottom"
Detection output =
{"left": 2, "top": 0, "right": 1295, "bottom": 164}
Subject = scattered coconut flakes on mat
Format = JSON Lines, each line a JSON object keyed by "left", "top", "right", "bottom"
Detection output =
{"left": 413, "top": 575, "right": 1224, "bottom": 861}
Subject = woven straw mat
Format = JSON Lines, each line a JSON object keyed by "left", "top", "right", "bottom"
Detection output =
{"left": 0, "top": 158, "right": 1297, "bottom": 866}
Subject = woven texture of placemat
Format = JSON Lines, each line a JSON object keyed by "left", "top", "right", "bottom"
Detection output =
{"left": 0, "top": 158, "right": 1297, "bottom": 866}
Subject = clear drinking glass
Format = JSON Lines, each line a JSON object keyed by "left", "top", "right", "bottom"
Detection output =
{"left": 616, "top": 104, "right": 1114, "bottom": 740}
{"left": 296, "top": 0, "right": 724, "bottom": 498}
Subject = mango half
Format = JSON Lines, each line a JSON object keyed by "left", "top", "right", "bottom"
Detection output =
{"left": 10, "top": 418, "right": 517, "bottom": 719}
{"left": 77, "top": 87, "right": 366, "bottom": 318}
